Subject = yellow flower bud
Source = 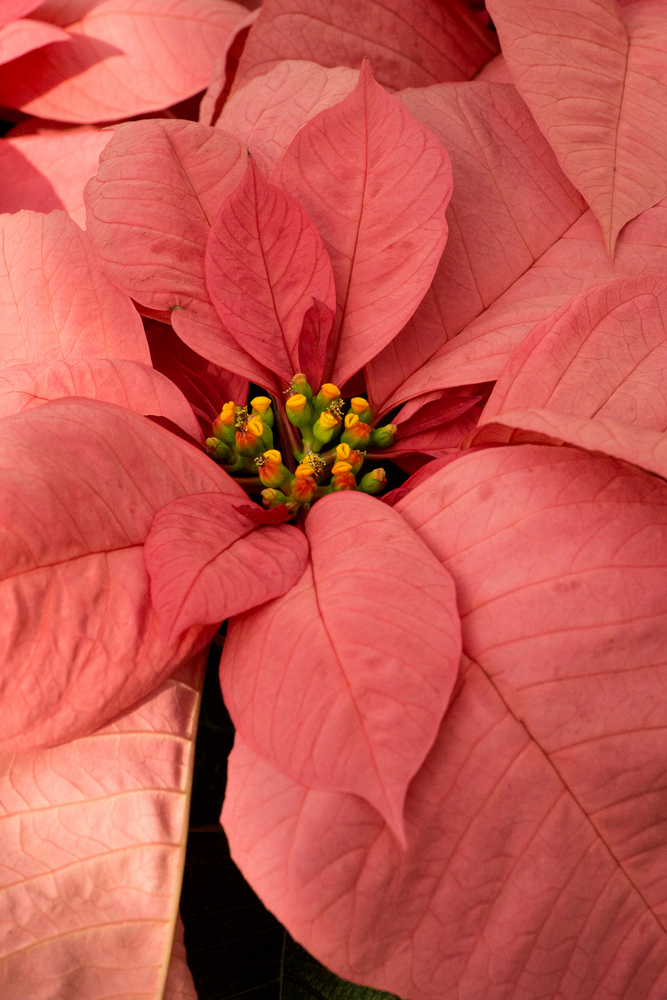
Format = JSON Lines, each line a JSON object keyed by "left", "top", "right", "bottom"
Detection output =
{"left": 350, "top": 397, "right": 369, "bottom": 414}
{"left": 344, "top": 413, "right": 359, "bottom": 429}
{"left": 321, "top": 383, "right": 340, "bottom": 401}
{"left": 319, "top": 411, "right": 339, "bottom": 430}
{"left": 219, "top": 401, "right": 236, "bottom": 425}
{"left": 247, "top": 415, "right": 263, "bottom": 437}
{"left": 331, "top": 461, "right": 353, "bottom": 475}
{"left": 286, "top": 393, "right": 308, "bottom": 414}
{"left": 251, "top": 396, "right": 272, "bottom": 415}
{"left": 336, "top": 443, "right": 351, "bottom": 461}
{"left": 295, "top": 464, "right": 316, "bottom": 478}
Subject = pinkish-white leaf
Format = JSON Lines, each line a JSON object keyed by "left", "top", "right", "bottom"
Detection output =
{"left": 0, "top": 127, "right": 111, "bottom": 228}
{"left": 0, "top": 653, "right": 204, "bottom": 1000}
{"left": 163, "top": 912, "right": 197, "bottom": 1000}
{"left": 485, "top": 0, "right": 667, "bottom": 254}
{"left": 0, "top": 210, "right": 148, "bottom": 368}
{"left": 84, "top": 119, "right": 275, "bottom": 388}
{"left": 221, "top": 491, "right": 461, "bottom": 843}
{"left": 145, "top": 492, "right": 310, "bottom": 641}
{"left": 206, "top": 157, "right": 336, "bottom": 384}
{"left": 233, "top": 0, "right": 498, "bottom": 93}
{"left": 0, "top": 397, "right": 243, "bottom": 752}
{"left": 0, "top": 0, "right": 251, "bottom": 123}
{"left": 274, "top": 62, "right": 452, "bottom": 386}
{"left": 217, "top": 60, "right": 359, "bottom": 165}
{"left": 0, "top": 358, "right": 202, "bottom": 439}
{"left": 365, "top": 80, "right": 586, "bottom": 412}
{"left": 223, "top": 444, "right": 667, "bottom": 1000}
{"left": 483, "top": 275, "right": 667, "bottom": 430}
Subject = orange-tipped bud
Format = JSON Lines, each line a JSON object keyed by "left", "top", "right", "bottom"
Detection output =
{"left": 314, "top": 383, "right": 341, "bottom": 413}
{"left": 358, "top": 468, "right": 386, "bottom": 495}
{"left": 263, "top": 449, "right": 282, "bottom": 464}
{"left": 350, "top": 397, "right": 369, "bottom": 413}
{"left": 247, "top": 415, "right": 263, "bottom": 437}
{"left": 331, "top": 470, "right": 356, "bottom": 491}
{"left": 291, "top": 474, "right": 318, "bottom": 503}
{"left": 286, "top": 393, "right": 308, "bottom": 414}
{"left": 250, "top": 396, "right": 272, "bottom": 415}
{"left": 321, "top": 383, "right": 340, "bottom": 401}
{"left": 256, "top": 450, "right": 292, "bottom": 490}
{"left": 219, "top": 401, "right": 236, "bottom": 424}
{"left": 295, "top": 464, "right": 316, "bottom": 478}
{"left": 319, "top": 411, "right": 339, "bottom": 431}
{"left": 336, "top": 443, "right": 351, "bottom": 462}
{"left": 331, "top": 461, "right": 353, "bottom": 475}
{"left": 341, "top": 416, "right": 371, "bottom": 449}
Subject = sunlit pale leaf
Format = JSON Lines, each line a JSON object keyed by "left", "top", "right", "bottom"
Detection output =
{"left": 0, "top": 654, "right": 204, "bottom": 1000}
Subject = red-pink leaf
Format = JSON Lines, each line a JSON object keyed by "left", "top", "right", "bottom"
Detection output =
{"left": 0, "top": 0, "right": 251, "bottom": 123}
{"left": 0, "top": 210, "right": 148, "bottom": 368}
{"left": 365, "top": 80, "right": 586, "bottom": 412}
{"left": 84, "top": 119, "right": 275, "bottom": 388}
{"left": 472, "top": 407, "right": 667, "bottom": 483}
{"left": 485, "top": 0, "right": 667, "bottom": 254}
{"left": 0, "top": 127, "right": 111, "bottom": 228}
{"left": 274, "top": 62, "right": 452, "bottom": 386}
{"left": 0, "top": 397, "right": 243, "bottom": 752}
{"left": 164, "top": 913, "right": 197, "bottom": 1000}
{"left": 393, "top": 199, "right": 667, "bottom": 404}
{"left": 217, "top": 60, "right": 359, "bottom": 166}
{"left": 0, "top": 17, "right": 69, "bottom": 65}
{"left": 0, "top": 653, "right": 204, "bottom": 1000}
{"left": 145, "top": 318, "right": 248, "bottom": 426}
{"left": 0, "top": 358, "right": 202, "bottom": 439}
{"left": 233, "top": 0, "right": 498, "bottom": 93}
{"left": 235, "top": 502, "right": 295, "bottom": 525}
{"left": 0, "top": 0, "right": 46, "bottom": 24}
{"left": 198, "top": 8, "right": 260, "bottom": 127}
{"left": 483, "top": 275, "right": 667, "bottom": 431}
{"left": 145, "top": 492, "right": 309, "bottom": 641}
{"left": 205, "top": 157, "right": 336, "bottom": 385}
{"left": 223, "top": 445, "right": 667, "bottom": 1000}
{"left": 297, "top": 297, "right": 335, "bottom": 389}
{"left": 221, "top": 491, "right": 461, "bottom": 843}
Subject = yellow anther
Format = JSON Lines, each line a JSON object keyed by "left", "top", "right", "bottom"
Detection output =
{"left": 318, "top": 411, "right": 339, "bottom": 430}
{"left": 344, "top": 413, "right": 359, "bottom": 429}
{"left": 332, "top": 461, "right": 353, "bottom": 475}
{"left": 251, "top": 396, "right": 272, "bottom": 414}
{"left": 263, "top": 449, "right": 282, "bottom": 463}
{"left": 350, "top": 397, "right": 369, "bottom": 413}
{"left": 295, "top": 464, "right": 316, "bottom": 478}
{"left": 321, "top": 383, "right": 340, "bottom": 401}
{"left": 286, "top": 393, "right": 308, "bottom": 414}
{"left": 336, "top": 443, "right": 351, "bottom": 461}
{"left": 247, "top": 415, "right": 264, "bottom": 437}
{"left": 219, "top": 401, "right": 236, "bottom": 425}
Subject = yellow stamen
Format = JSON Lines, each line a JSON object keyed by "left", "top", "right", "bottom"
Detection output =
{"left": 263, "top": 449, "right": 282, "bottom": 463}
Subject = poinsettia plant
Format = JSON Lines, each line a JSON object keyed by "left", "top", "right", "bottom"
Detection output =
{"left": 2, "top": 0, "right": 667, "bottom": 998}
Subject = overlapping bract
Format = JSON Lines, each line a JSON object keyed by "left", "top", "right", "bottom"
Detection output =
{"left": 4, "top": 0, "right": 667, "bottom": 997}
